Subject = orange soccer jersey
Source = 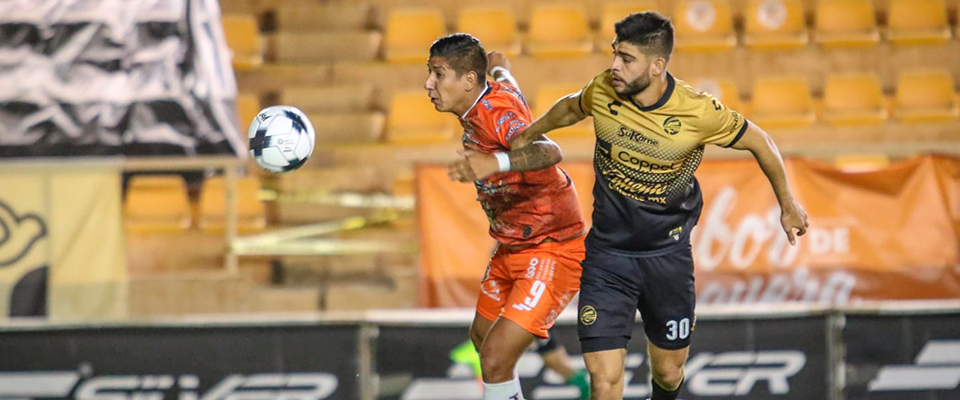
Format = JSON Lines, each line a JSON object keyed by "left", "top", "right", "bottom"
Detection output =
{"left": 459, "top": 81, "right": 585, "bottom": 246}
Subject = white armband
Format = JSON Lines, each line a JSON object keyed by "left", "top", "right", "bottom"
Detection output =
{"left": 490, "top": 66, "right": 511, "bottom": 82}
{"left": 493, "top": 152, "right": 511, "bottom": 172}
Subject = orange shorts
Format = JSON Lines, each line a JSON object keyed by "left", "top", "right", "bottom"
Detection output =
{"left": 476, "top": 235, "right": 586, "bottom": 338}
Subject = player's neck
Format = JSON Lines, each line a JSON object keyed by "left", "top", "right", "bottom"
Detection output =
{"left": 632, "top": 73, "right": 669, "bottom": 108}
{"left": 453, "top": 84, "right": 488, "bottom": 117}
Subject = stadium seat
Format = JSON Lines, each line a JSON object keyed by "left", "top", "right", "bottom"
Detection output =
{"left": 689, "top": 78, "right": 742, "bottom": 113}
{"left": 822, "top": 73, "right": 887, "bottom": 126}
{"left": 198, "top": 176, "right": 266, "bottom": 233}
{"left": 385, "top": 8, "right": 446, "bottom": 64}
{"left": 526, "top": 4, "right": 593, "bottom": 59}
{"left": 222, "top": 15, "right": 263, "bottom": 70}
{"left": 387, "top": 90, "right": 456, "bottom": 144}
{"left": 124, "top": 175, "right": 192, "bottom": 234}
{"left": 895, "top": 70, "right": 960, "bottom": 123}
{"left": 274, "top": 3, "right": 373, "bottom": 32}
{"left": 266, "top": 32, "right": 382, "bottom": 63}
{"left": 749, "top": 76, "right": 815, "bottom": 128}
{"left": 458, "top": 6, "right": 520, "bottom": 58}
{"left": 236, "top": 93, "right": 261, "bottom": 130}
{"left": 595, "top": 1, "right": 658, "bottom": 50}
{"left": 886, "top": 0, "right": 950, "bottom": 45}
{"left": 310, "top": 112, "right": 386, "bottom": 144}
{"left": 280, "top": 86, "right": 376, "bottom": 114}
{"left": 815, "top": 0, "right": 879, "bottom": 48}
{"left": 534, "top": 83, "right": 593, "bottom": 138}
{"left": 743, "top": 0, "right": 808, "bottom": 50}
{"left": 673, "top": 0, "right": 736, "bottom": 52}
{"left": 834, "top": 154, "right": 890, "bottom": 172}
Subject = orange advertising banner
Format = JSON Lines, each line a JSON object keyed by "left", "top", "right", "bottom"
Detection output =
{"left": 417, "top": 155, "right": 960, "bottom": 308}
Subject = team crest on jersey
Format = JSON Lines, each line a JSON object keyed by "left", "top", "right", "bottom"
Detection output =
{"left": 580, "top": 305, "right": 597, "bottom": 325}
{"left": 663, "top": 116, "right": 682, "bottom": 135}
{"left": 669, "top": 226, "right": 683, "bottom": 241}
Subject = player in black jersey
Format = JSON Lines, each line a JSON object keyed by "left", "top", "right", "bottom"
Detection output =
{"left": 454, "top": 11, "right": 808, "bottom": 400}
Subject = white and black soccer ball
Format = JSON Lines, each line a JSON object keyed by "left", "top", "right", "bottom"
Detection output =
{"left": 247, "top": 105, "right": 315, "bottom": 173}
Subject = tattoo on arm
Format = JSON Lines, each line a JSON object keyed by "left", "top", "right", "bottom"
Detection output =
{"left": 509, "top": 139, "right": 559, "bottom": 171}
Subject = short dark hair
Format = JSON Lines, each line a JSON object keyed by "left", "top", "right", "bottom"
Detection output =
{"left": 429, "top": 33, "right": 487, "bottom": 82}
{"left": 614, "top": 11, "right": 674, "bottom": 60}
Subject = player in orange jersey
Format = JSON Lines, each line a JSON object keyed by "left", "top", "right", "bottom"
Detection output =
{"left": 426, "top": 33, "right": 587, "bottom": 400}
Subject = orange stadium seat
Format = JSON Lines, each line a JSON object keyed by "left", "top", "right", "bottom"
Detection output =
{"left": 689, "top": 78, "right": 743, "bottom": 113}
{"left": 198, "top": 176, "right": 266, "bottom": 233}
{"left": 387, "top": 90, "right": 456, "bottom": 144}
{"left": 526, "top": 4, "right": 593, "bottom": 59}
{"left": 236, "top": 93, "right": 261, "bottom": 130}
{"left": 595, "top": 1, "right": 658, "bottom": 49}
{"left": 458, "top": 6, "right": 521, "bottom": 57}
{"left": 743, "top": 0, "right": 808, "bottom": 50}
{"left": 533, "top": 83, "right": 593, "bottom": 137}
{"left": 815, "top": 0, "right": 879, "bottom": 48}
{"left": 124, "top": 175, "right": 192, "bottom": 234}
{"left": 274, "top": 3, "right": 373, "bottom": 32}
{"left": 822, "top": 73, "right": 887, "bottom": 126}
{"left": 886, "top": 0, "right": 950, "bottom": 45}
{"left": 222, "top": 15, "right": 263, "bottom": 70}
{"left": 749, "top": 76, "right": 815, "bottom": 128}
{"left": 895, "top": 70, "right": 960, "bottom": 123}
{"left": 834, "top": 154, "right": 890, "bottom": 172}
{"left": 267, "top": 32, "right": 382, "bottom": 63}
{"left": 672, "top": 0, "right": 736, "bottom": 52}
{"left": 385, "top": 8, "right": 446, "bottom": 64}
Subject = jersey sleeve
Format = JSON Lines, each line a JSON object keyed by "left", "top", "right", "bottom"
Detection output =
{"left": 697, "top": 94, "right": 749, "bottom": 148}
{"left": 578, "top": 72, "right": 605, "bottom": 117}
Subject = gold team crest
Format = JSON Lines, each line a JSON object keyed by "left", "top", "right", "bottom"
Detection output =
{"left": 669, "top": 226, "right": 683, "bottom": 241}
{"left": 580, "top": 305, "right": 597, "bottom": 325}
{"left": 663, "top": 116, "right": 682, "bottom": 135}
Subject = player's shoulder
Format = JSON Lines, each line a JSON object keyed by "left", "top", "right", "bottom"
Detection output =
{"left": 474, "top": 81, "right": 528, "bottom": 116}
{"left": 672, "top": 77, "right": 717, "bottom": 108}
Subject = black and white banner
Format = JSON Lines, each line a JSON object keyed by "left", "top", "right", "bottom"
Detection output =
{"left": 0, "top": 324, "right": 360, "bottom": 400}
{"left": 844, "top": 313, "right": 960, "bottom": 399}
{"left": 376, "top": 317, "right": 827, "bottom": 400}
{"left": 0, "top": 0, "right": 242, "bottom": 157}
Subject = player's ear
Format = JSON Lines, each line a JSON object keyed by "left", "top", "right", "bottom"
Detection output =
{"left": 463, "top": 70, "right": 478, "bottom": 90}
{"left": 650, "top": 57, "right": 667, "bottom": 76}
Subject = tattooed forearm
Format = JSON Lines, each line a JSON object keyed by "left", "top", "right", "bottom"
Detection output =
{"left": 509, "top": 138, "right": 562, "bottom": 172}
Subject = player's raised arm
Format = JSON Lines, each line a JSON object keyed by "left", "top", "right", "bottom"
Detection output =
{"left": 728, "top": 122, "right": 809, "bottom": 245}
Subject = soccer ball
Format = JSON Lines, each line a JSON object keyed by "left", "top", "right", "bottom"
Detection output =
{"left": 247, "top": 105, "right": 315, "bottom": 173}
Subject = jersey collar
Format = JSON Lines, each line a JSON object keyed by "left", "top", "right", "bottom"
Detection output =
{"left": 628, "top": 72, "right": 675, "bottom": 112}
{"left": 461, "top": 82, "right": 491, "bottom": 119}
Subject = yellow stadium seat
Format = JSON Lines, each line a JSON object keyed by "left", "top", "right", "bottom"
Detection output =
{"left": 280, "top": 85, "right": 376, "bottom": 114}
{"left": 124, "top": 175, "right": 191, "bottom": 234}
{"left": 595, "top": 1, "right": 658, "bottom": 50}
{"left": 744, "top": 0, "right": 808, "bottom": 50}
{"left": 895, "top": 70, "right": 960, "bottom": 123}
{"left": 815, "top": 0, "right": 879, "bottom": 48}
{"left": 822, "top": 73, "right": 887, "bottom": 126}
{"left": 274, "top": 3, "right": 373, "bottom": 32}
{"left": 387, "top": 90, "right": 456, "bottom": 144}
{"left": 198, "top": 176, "right": 266, "bottom": 233}
{"left": 310, "top": 112, "right": 386, "bottom": 144}
{"left": 688, "top": 78, "right": 742, "bottom": 113}
{"left": 385, "top": 8, "right": 446, "bottom": 64}
{"left": 673, "top": 0, "right": 737, "bottom": 52}
{"left": 458, "top": 6, "right": 521, "bottom": 58}
{"left": 534, "top": 84, "right": 593, "bottom": 137}
{"left": 236, "top": 93, "right": 260, "bottom": 130}
{"left": 266, "top": 32, "right": 382, "bottom": 63}
{"left": 526, "top": 4, "right": 593, "bottom": 59}
{"left": 834, "top": 154, "right": 890, "bottom": 172}
{"left": 221, "top": 15, "right": 263, "bottom": 70}
{"left": 887, "top": 0, "right": 950, "bottom": 45}
{"left": 750, "top": 77, "right": 815, "bottom": 128}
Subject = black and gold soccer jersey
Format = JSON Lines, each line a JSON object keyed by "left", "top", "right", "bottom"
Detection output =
{"left": 579, "top": 71, "right": 748, "bottom": 256}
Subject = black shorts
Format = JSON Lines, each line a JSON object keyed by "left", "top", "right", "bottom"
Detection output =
{"left": 577, "top": 244, "right": 695, "bottom": 352}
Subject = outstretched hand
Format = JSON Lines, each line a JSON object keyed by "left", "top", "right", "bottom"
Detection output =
{"left": 781, "top": 201, "right": 809, "bottom": 245}
{"left": 447, "top": 149, "right": 499, "bottom": 183}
